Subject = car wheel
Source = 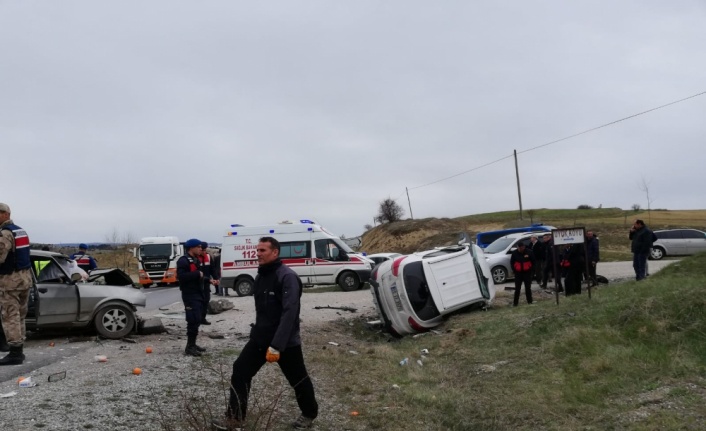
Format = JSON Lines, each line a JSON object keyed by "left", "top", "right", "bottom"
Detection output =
{"left": 338, "top": 271, "right": 360, "bottom": 291}
{"left": 235, "top": 278, "right": 254, "bottom": 296}
{"left": 94, "top": 304, "right": 135, "bottom": 339}
{"left": 650, "top": 247, "right": 665, "bottom": 260}
{"left": 491, "top": 266, "right": 508, "bottom": 284}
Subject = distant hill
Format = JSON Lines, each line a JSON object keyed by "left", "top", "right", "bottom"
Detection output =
{"left": 360, "top": 208, "right": 706, "bottom": 262}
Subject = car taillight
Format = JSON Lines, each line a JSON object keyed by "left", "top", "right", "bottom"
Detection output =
{"left": 391, "top": 256, "right": 408, "bottom": 277}
{"left": 408, "top": 316, "right": 429, "bottom": 333}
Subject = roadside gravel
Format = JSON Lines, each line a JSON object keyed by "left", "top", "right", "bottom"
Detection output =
{"left": 0, "top": 288, "right": 377, "bottom": 431}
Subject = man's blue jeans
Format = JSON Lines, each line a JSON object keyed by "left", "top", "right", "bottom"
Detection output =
{"left": 633, "top": 252, "right": 649, "bottom": 281}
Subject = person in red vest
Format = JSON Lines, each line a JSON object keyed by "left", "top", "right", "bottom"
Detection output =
{"left": 70, "top": 243, "right": 97, "bottom": 273}
{"left": 510, "top": 241, "right": 535, "bottom": 307}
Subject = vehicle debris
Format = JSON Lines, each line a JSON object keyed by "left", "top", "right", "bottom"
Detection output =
{"left": 314, "top": 305, "right": 357, "bottom": 313}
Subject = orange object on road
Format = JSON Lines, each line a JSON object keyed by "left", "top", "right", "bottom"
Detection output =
{"left": 145, "top": 346, "right": 153, "bottom": 354}
{"left": 49, "top": 342, "right": 55, "bottom": 347}
{"left": 133, "top": 368, "right": 142, "bottom": 375}
{"left": 351, "top": 411, "right": 359, "bottom": 416}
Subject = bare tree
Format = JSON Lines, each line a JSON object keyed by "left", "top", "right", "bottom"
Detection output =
{"left": 376, "top": 198, "right": 405, "bottom": 224}
{"left": 527, "top": 209, "right": 535, "bottom": 224}
{"left": 631, "top": 203, "right": 641, "bottom": 212}
{"left": 363, "top": 224, "right": 373, "bottom": 231}
{"left": 638, "top": 177, "right": 655, "bottom": 224}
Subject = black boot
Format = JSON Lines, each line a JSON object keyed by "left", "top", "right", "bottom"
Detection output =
{"left": 184, "top": 335, "right": 202, "bottom": 357}
{"left": 0, "top": 330, "right": 9, "bottom": 353}
{"left": 0, "top": 345, "right": 25, "bottom": 365}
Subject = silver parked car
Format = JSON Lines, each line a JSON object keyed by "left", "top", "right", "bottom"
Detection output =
{"left": 483, "top": 232, "right": 543, "bottom": 284}
{"left": 27, "top": 250, "right": 147, "bottom": 339}
{"left": 650, "top": 229, "right": 706, "bottom": 260}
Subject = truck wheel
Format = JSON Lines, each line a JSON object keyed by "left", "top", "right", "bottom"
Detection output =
{"left": 94, "top": 304, "right": 135, "bottom": 339}
{"left": 338, "top": 271, "right": 360, "bottom": 291}
{"left": 235, "top": 278, "right": 255, "bottom": 296}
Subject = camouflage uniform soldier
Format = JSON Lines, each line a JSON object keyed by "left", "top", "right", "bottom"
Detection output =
{"left": 0, "top": 203, "right": 33, "bottom": 366}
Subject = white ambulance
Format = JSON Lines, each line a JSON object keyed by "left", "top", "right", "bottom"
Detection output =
{"left": 220, "top": 220, "right": 373, "bottom": 296}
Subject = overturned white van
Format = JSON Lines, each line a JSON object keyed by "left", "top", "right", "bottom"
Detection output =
{"left": 220, "top": 220, "right": 373, "bottom": 296}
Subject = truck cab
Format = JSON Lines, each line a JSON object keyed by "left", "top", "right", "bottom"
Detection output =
{"left": 134, "top": 236, "right": 184, "bottom": 288}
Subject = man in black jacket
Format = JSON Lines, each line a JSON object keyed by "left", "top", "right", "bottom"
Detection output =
{"left": 585, "top": 231, "right": 600, "bottom": 285}
{"left": 510, "top": 242, "right": 535, "bottom": 306}
{"left": 218, "top": 236, "right": 318, "bottom": 430}
{"left": 629, "top": 219, "right": 653, "bottom": 281}
{"left": 176, "top": 238, "right": 205, "bottom": 356}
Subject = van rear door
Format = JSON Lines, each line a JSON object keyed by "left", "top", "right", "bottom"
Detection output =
{"left": 423, "top": 250, "right": 483, "bottom": 312}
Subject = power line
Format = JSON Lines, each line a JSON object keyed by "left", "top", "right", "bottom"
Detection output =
{"left": 406, "top": 90, "right": 706, "bottom": 191}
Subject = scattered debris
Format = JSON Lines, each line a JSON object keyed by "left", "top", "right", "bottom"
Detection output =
{"left": 138, "top": 317, "right": 166, "bottom": 335}
{"left": 314, "top": 305, "right": 357, "bottom": 313}
{"left": 48, "top": 371, "right": 66, "bottom": 382}
{"left": 327, "top": 341, "right": 340, "bottom": 346}
{"left": 121, "top": 337, "right": 137, "bottom": 344}
{"left": 392, "top": 384, "right": 400, "bottom": 390}
{"left": 208, "top": 299, "right": 235, "bottom": 315}
{"left": 154, "top": 313, "right": 185, "bottom": 320}
{"left": 95, "top": 355, "right": 108, "bottom": 362}
{"left": 18, "top": 377, "right": 36, "bottom": 388}
{"left": 207, "top": 333, "right": 225, "bottom": 339}
{"left": 399, "top": 357, "right": 409, "bottom": 366}
{"left": 0, "top": 391, "right": 17, "bottom": 398}
{"left": 348, "top": 350, "right": 359, "bottom": 355}
{"left": 421, "top": 348, "right": 429, "bottom": 355}
{"left": 416, "top": 359, "right": 423, "bottom": 367}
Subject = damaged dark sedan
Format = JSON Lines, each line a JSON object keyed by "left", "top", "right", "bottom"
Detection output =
{"left": 26, "top": 250, "right": 146, "bottom": 339}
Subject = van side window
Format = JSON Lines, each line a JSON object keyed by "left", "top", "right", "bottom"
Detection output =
{"left": 279, "top": 241, "right": 310, "bottom": 259}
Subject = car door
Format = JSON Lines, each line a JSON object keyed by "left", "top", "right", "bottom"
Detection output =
{"left": 664, "top": 230, "right": 688, "bottom": 256}
{"left": 683, "top": 229, "right": 706, "bottom": 255}
{"left": 33, "top": 256, "right": 79, "bottom": 326}
{"left": 424, "top": 250, "right": 482, "bottom": 312}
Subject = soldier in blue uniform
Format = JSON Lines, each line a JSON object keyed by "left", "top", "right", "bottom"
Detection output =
{"left": 177, "top": 238, "right": 206, "bottom": 356}
{"left": 70, "top": 243, "right": 98, "bottom": 273}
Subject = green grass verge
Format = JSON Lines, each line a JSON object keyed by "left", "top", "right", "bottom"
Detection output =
{"left": 307, "top": 253, "right": 706, "bottom": 430}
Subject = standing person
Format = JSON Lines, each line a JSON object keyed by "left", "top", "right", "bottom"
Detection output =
{"left": 198, "top": 242, "right": 214, "bottom": 325}
{"left": 563, "top": 243, "right": 585, "bottom": 296}
{"left": 629, "top": 219, "right": 653, "bottom": 281}
{"left": 585, "top": 231, "right": 600, "bottom": 285}
{"left": 528, "top": 235, "right": 545, "bottom": 284}
{"left": 177, "top": 238, "right": 206, "bottom": 356}
{"left": 216, "top": 236, "right": 318, "bottom": 430}
{"left": 0, "top": 203, "right": 33, "bottom": 366}
{"left": 70, "top": 243, "right": 98, "bottom": 273}
{"left": 541, "top": 234, "right": 563, "bottom": 291}
{"left": 211, "top": 248, "right": 224, "bottom": 296}
{"left": 510, "top": 242, "right": 534, "bottom": 306}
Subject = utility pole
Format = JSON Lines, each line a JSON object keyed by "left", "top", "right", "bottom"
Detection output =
{"left": 514, "top": 149, "right": 523, "bottom": 220}
{"left": 406, "top": 187, "right": 414, "bottom": 220}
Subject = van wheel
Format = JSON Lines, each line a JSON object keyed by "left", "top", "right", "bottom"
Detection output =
{"left": 338, "top": 271, "right": 360, "bottom": 291}
{"left": 650, "top": 247, "right": 665, "bottom": 260}
{"left": 235, "top": 278, "right": 255, "bottom": 296}
{"left": 491, "top": 266, "right": 508, "bottom": 284}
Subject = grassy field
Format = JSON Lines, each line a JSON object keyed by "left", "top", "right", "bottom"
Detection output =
{"left": 302, "top": 252, "right": 706, "bottom": 430}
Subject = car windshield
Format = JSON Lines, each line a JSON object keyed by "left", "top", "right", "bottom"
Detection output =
{"left": 484, "top": 237, "right": 516, "bottom": 254}
{"left": 402, "top": 261, "right": 440, "bottom": 321}
{"left": 140, "top": 244, "right": 172, "bottom": 258}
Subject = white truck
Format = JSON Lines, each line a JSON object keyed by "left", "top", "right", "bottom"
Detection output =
{"left": 134, "top": 236, "right": 184, "bottom": 288}
{"left": 220, "top": 220, "right": 373, "bottom": 296}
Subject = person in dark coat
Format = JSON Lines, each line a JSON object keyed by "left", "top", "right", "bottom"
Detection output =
{"left": 216, "top": 236, "right": 318, "bottom": 430}
{"left": 176, "top": 238, "right": 205, "bottom": 356}
{"left": 585, "top": 231, "right": 600, "bottom": 284}
{"left": 510, "top": 242, "right": 535, "bottom": 306}
{"left": 563, "top": 243, "right": 585, "bottom": 296}
{"left": 528, "top": 235, "right": 545, "bottom": 284}
{"left": 629, "top": 219, "right": 654, "bottom": 281}
{"left": 541, "top": 234, "right": 563, "bottom": 291}
{"left": 197, "top": 242, "right": 214, "bottom": 325}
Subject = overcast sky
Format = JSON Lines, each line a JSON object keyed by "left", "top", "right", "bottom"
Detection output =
{"left": 2, "top": 1, "right": 704, "bottom": 244}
